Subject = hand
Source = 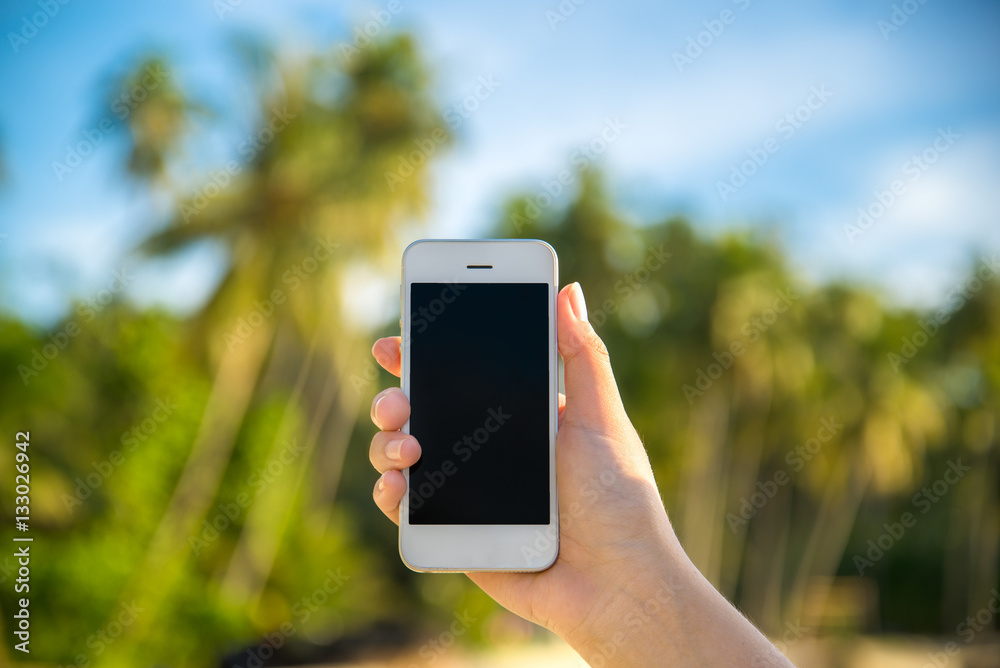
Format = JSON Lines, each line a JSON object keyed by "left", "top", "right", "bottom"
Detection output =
{"left": 369, "top": 282, "right": 794, "bottom": 667}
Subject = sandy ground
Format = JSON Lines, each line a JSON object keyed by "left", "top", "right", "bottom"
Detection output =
{"left": 332, "top": 635, "right": 1000, "bottom": 668}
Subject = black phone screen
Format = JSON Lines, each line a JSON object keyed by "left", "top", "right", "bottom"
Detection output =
{"left": 408, "top": 282, "right": 550, "bottom": 525}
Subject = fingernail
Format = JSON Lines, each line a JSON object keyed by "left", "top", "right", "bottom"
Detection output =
{"left": 569, "top": 282, "right": 588, "bottom": 322}
{"left": 377, "top": 475, "right": 385, "bottom": 493}
{"left": 371, "top": 394, "right": 387, "bottom": 429}
{"left": 387, "top": 438, "right": 407, "bottom": 461}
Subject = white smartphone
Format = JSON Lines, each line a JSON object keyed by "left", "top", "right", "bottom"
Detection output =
{"left": 398, "top": 239, "right": 559, "bottom": 572}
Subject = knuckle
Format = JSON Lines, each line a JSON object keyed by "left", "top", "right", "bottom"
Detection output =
{"left": 368, "top": 435, "right": 383, "bottom": 466}
{"left": 565, "top": 323, "right": 610, "bottom": 362}
{"left": 581, "top": 325, "right": 610, "bottom": 360}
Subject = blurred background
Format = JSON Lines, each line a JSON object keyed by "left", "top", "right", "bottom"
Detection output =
{"left": 1, "top": 1, "right": 999, "bottom": 666}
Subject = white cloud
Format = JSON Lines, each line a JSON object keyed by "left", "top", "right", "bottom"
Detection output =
{"left": 797, "top": 127, "right": 1000, "bottom": 308}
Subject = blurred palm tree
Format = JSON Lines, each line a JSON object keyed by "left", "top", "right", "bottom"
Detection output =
{"left": 107, "top": 56, "right": 200, "bottom": 185}
{"left": 100, "top": 35, "right": 448, "bottom": 661}
{"left": 933, "top": 274, "right": 1000, "bottom": 626}
{"left": 498, "top": 170, "right": 993, "bottom": 637}
{"left": 17, "top": 30, "right": 993, "bottom": 666}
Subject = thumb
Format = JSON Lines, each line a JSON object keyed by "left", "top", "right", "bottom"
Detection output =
{"left": 558, "top": 282, "right": 633, "bottom": 440}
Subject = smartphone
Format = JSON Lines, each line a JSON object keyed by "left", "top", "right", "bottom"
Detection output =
{"left": 399, "top": 239, "right": 559, "bottom": 572}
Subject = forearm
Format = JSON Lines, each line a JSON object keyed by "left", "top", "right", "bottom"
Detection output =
{"left": 565, "top": 535, "right": 794, "bottom": 667}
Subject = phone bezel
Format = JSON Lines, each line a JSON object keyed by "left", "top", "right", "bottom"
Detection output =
{"left": 399, "top": 239, "right": 559, "bottom": 572}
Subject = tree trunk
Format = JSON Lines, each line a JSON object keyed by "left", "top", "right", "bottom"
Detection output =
{"left": 102, "top": 317, "right": 276, "bottom": 663}
{"left": 784, "top": 450, "right": 871, "bottom": 626}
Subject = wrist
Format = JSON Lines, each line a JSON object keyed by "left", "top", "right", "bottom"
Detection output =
{"left": 564, "top": 528, "right": 795, "bottom": 668}
{"left": 564, "top": 530, "right": 694, "bottom": 666}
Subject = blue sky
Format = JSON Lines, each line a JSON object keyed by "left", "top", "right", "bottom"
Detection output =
{"left": 1, "top": 0, "right": 999, "bottom": 326}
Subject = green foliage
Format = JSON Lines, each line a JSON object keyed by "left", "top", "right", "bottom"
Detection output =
{"left": 0, "top": 307, "right": 210, "bottom": 661}
{"left": 1, "top": 29, "right": 997, "bottom": 667}
{"left": 497, "top": 170, "right": 998, "bottom": 634}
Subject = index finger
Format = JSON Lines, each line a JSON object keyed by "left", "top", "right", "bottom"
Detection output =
{"left": 372, "top": 337, "right": 401, "bottom": 377}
